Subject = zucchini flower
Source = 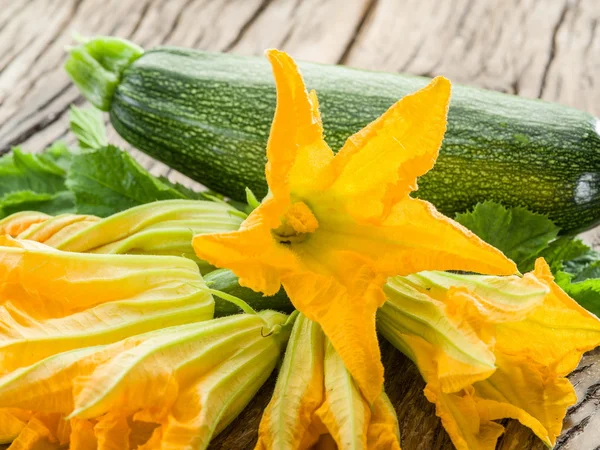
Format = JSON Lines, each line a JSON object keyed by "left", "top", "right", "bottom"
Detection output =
{"left": 0, "top": 199, "right": 243, "bottom": 273}
{"left": 0, "top": 237, "right": 214, "bottom": 371}
{"left": 377, "top": 259, "right": 600, "bottom": 450}
{"left": 193, "top": 49, "right": 516, "bottom": 403}
{"left": 0, "top": 311, "right": 293, "bottom": 450}
{"left": 256, "top": 314, "right": 401, "bottom": 449}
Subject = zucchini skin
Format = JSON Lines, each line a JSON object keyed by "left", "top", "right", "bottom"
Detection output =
{"left": 110, "top": 47, "right": 600, "bottom": 234}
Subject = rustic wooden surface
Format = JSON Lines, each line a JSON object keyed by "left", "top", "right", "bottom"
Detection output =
{"left": 0, "top": 0, "right": 599, "bottom": 449}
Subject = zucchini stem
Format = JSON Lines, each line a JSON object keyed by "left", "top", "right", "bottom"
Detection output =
{"left": 65, "top": 36, "right": 143, "bottom": 111}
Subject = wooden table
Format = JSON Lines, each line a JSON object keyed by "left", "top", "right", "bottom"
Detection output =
{"left": 0, "top": 0, "right": 599, "bottom": 448}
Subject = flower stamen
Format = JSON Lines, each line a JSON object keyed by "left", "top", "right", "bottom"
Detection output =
{"left": 272, "top": 201, "right": 318, "bottom": 244}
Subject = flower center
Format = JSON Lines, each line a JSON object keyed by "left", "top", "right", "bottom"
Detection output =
{"left": 272, "top": 202, "right": 319, "bottom": 244}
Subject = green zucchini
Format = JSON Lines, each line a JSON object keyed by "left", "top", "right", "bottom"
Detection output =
{"left": 66, "top": 37, "right": 600, "bottom": 234}
{"left": 206, "top": 269, "right": 293, "bottom": 317}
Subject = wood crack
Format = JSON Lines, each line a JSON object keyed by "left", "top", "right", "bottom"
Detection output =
{"left": 129, "top": 0, "right": 154, "bottom": 40}
{"left": 585, "top": 18, "right": 597, "bottom": 55}
{"left": 568, "top": 363, "right": 593, "bottom": 378}
{"left": 27, "top": 0, "right": 84, "bottom": 75}
{"left": 537, "top": 0, "right": 570, "bottom": 98}
{"left": 555, "top": 416, "right": 590, "bottom": 448}
{"left": 162, "top": 0, "right": 198, "bottom": 44}
{"left": 567, "top": 382, "right": 600, "bottom": 416}
{"left": 0, "top": 88, "right": 79, "bottom": 155}
{"left": 337, "top": 0, "right": 378, "bottom": 64}
{"left": 10, "top": 83, "right": 72, "bottom": 131}
{"left": 222, "top": 0, "right": 273, "bottom": 52}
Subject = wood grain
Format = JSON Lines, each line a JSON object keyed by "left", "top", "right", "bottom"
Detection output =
{"left": 0, "top": 0, "right": 599, "bottom": 448}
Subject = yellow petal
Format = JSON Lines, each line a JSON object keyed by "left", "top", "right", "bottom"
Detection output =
{"left": 423, "top": 383, "right": 504, "bottom": 450}
{"left": 315, "top": 340, "right": 370, "bottom": 449}
{"left": 70, "top": 314, "right": 281, "bottom": 419}
{"left": 472, "top": 352, "right": 573, "bottom": 447}
{"left": 404, "top": 270, "right": 547, "bottom": 322}
{"left": 54, "top": 200, "right": 242, "bottom": 253}
{"left": 257, "top": 316, "right": 401, "bottom": 449}
{"left": 6, "top": 414, "right": 65, "bottom": 450}
{"left": 379, "top": 263, "right": 600, "bottom": 449}
{"left": 0, "top": 409, "right": 30, "bottom": 444}
{"left": 94, "top": 414, "right": 130, "bottom": 450}
{"left": 327, "top": 77, "right": 450, "bottom": 221}
{"left": 264, "top": 50, "right": 332, "bottom": 199}
{"left": 312, "top": 196, "right": 516, "bottom": 277}
{"left": 17, "top": 214, "right": 99, "bottom": 243}
{"left": 0, "top": 238, "right": 213, "bottom": 371}
{"left": 380, "top": 280, "right": 497, "bottom": 393}
{"left": 256, "top": 314, "right": 325, "bottom": 450}
{"left": 157, "top": 313, "right": 288, "bottom": 450}
{"left": 193, "top": 198, "right": 298, "bottom": 295}
{"left": 69, "top": 419, "right": 97, "bottom": 450}
{"left": 134, "top": 423, "right": 162, "bottom": 450}
{"left": 0, "top": 212, "right": 50, "bottom": 237}
{"left": 0, "top": 346, "right": 105, "bottom": 412}
{"left": 473, "top": 258, "right": 600, "bottom": 445}
{"left": 43, "top": 219, "right": 101, "bottom": 249}
{"left": 367, "top": 393, "right": 402, "bottom": 450}
{"left": 512, "top": 258, "right": 600, "bottom": 374}
{"left": 281, "top": 251, "right": 386, "bottom": 404}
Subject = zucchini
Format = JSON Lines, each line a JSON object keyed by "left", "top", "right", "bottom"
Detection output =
{"left": 66, "top": 37, "right": 600, "bottom": 234}
{"left": 206, "top": 269, "right": 293, "bottom": 317}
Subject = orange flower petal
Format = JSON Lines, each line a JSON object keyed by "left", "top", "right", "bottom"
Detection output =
{"left": 0, "top": 409, "right": 29, "bottom": 443}
{"left": 0, "top": 238, "right": 213, "bottom": 372}
{"left": 327, "top": 76, "right": 450, "bottom": 221}
{"left": 312, "top": 196, "right": 516, "bottom": 278}
{"left": 0, "top": 212, "right": 50, "bottom": 237}
{"left": 367, "top": 394, "right": 402, "bottom": 450}
{"left": 281, "top": 252, "right": 387, "bottom": 404}
{"left": 423, "top": 384, "right": 504, "bottom": 450}
{"left": 264, "top": 50, "right": 331, "bottom": 199}
{"left": 69, "top": 419, "right": 97, "bottom": 450}
{"left": 94, "top": 414, "right": 130, "bottom": 450}
{"left": 379, "top": 263, "right": 600, "bottom": 449}
{"left": 255, "top": 314, "right": 325, "bottom": 450}
{"left": 6, "top": 413, "right": 66, "bottom": 450}
{"left": 193, "top": 198, "right": 298, "bottom": 295}
{"left": 314, "top": 340, "right": 371, "bottom": 448}
{"left": 17, "top": 214, "right": 99, "bottom": 244}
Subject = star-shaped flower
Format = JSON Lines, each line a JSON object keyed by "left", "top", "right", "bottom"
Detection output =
{"left": 192, "top": 50, "right": 516, "bottom": 403}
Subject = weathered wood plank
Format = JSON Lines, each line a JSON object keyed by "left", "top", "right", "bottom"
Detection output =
{"left": 0, "top": 0, "right": 599, "bottom": 448}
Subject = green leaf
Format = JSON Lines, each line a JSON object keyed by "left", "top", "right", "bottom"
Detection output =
{"left": 455, "top": 201, "right": 559, "bottom": 272}
{"left": 66, "top": 145, "right": 188, "bottom": 216}
{"left": 69, "top": 105, "right": 108, "bottom": 149}
{"left": 157, "top": 176, "right": 206, "bottom": 200}
{"left": 555, "top": 271, "right": 600, "bottom": 318}
{"left": 44, "top": 141, "right": 75, "bottom": 172}
{"left": 0, "top": 147, "right": 70, "bottom": 197}
{"left": 571, "top": 260, "right": 600, "bottom": 282}
{"left": 536, "top": 236, "right": 595, "bottom": 273}
{"left": 0, "top": 190, "right": 76, "bottom": 219}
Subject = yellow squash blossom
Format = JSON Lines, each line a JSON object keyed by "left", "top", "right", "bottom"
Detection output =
{"left": 193, "top": 49, "right": 516, "bottom": 403}
{"left": 0, "top": 311, "right": 292, "bottom": 450}
{"left": 0, "top": 236, "right": 294, "bottom": 449}
{"left": 0, "top": 200, "right": 243, "bottom": 273}
{"left": 0, "top": 211, "right": 52, "bottom": 236}
{"left": 0, "top": 237, "right": 214, "bottom": 372}
{"left": 378, "top": 259, "right": 600, "bottom": 449}
{"left": 256, "top": 314, "right": 401, "bottom": 450}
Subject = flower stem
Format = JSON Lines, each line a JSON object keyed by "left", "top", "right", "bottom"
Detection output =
{"left": 207, "top": 288, "right": 258, "bottom": 316}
